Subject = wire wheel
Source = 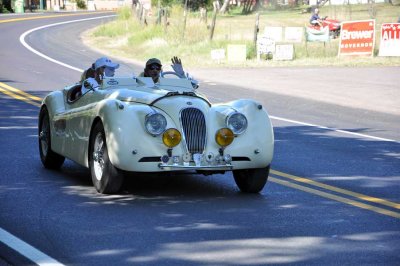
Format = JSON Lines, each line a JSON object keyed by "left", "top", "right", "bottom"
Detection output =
{"left": 38, "top": 106, "right": 65, "bottom": 169}
{"left": 89, "top": 122, "right": 124, "bottom": 194}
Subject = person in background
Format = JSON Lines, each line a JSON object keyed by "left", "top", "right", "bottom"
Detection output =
{"left": 310, "top": 8, "right": 323, "bottom": 27}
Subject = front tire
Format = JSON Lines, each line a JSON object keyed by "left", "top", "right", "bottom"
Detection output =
{"left": 89, "top": 122, "right": 124, "bottom": 194}
{"left": 38, "top": 106, "right": 65, "bottom": 169}
{"left": 233, "top": 166, "right": 270, "bottom": 193}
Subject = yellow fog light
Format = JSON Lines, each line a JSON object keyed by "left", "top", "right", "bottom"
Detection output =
{"left": 215, "top": 128, "right": 234, "bottom": 147}
{"left": 162, "top": 128, "right": 181, "bottom": 148}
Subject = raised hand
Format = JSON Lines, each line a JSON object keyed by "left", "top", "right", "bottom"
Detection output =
{"left": 171, "top": 56, "right": 185, "bottom": 78}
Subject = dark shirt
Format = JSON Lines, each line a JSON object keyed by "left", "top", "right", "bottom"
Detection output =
{"left": 310, "top": 14, "right": 320, "bottom": 24}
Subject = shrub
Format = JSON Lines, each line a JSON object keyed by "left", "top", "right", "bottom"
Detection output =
{"left": 76, "top": 0, "right": 86, "bottom": 9}
{"left": 118, "top": 6, "right": 131, "bottom": 20}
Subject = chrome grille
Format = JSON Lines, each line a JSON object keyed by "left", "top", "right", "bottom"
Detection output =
{"left": 180, "top": 108, "right": 206, "bottom": 154}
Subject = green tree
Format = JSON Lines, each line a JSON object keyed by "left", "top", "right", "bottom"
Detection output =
{"left": 1, "top": 0, "right": 12, "bottom": 12}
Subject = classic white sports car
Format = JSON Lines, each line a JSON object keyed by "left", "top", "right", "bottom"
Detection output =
{"left": 38, "top": 74, "right": 274, "bottom": 194}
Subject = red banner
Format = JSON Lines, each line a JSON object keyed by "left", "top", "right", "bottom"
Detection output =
{"left": 339, "top": 20, "right": 375, "bottom": 56}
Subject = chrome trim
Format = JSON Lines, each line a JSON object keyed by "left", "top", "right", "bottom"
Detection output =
{"left": 179, "top": 108, "right": 207, "bottom": 154}
{"left": 226, "top": 112, "right": 248, "bottom": 135}
{"left": 159, "top": 163, "right": 233, "bottom": 170}
{"left": 145, "top": 112, "right": 167, "bottom": 136}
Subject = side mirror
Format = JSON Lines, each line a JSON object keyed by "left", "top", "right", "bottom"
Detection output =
{"left": 191, "top": 80, "right": 199, "bottom": 90}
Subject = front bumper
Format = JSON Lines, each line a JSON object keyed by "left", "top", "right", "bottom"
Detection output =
{"left": 158, "top": 162, "right": 233, "bottom": 170}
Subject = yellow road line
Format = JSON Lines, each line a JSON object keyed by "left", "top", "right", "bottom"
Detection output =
{"left": 0, "top": 82, "right": 42, "bottom": 102}
{"left": 271, "top": 170, "right": 400, "bottom": 210}
{"left": 270, "top": 177, "right": 400, "bottom": 219}
{"left": 0, "top": 87, "right": 41, "bottom": 107}
{"left": 0, "top": 12, "right": 112, "bottom": 24}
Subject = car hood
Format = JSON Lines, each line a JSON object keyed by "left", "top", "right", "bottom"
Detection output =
{"left": 106, "top": 88, "right": 168, "bottom": 105}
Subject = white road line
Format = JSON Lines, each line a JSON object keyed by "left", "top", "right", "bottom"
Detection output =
{"left": 0, "top": 228, "right": 65, "bottom": 266}
{"left": 11, "top": 15, "right": 119, "bottom": 266}
{"left": 19, "top": 15, "right": 116, "bottom": 73}
{"left": 270, "top": 115, "right": 399, "bottom": 144}
{"left": 0, "top": 126, "right": 37, "bottom": 129}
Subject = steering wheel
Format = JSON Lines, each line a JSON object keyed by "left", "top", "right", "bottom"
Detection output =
{"left": 161, "top": 71, "right": 182, "bottom": 78}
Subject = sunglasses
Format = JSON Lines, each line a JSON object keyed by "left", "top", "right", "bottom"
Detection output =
{"left": 149, "top": 65, "right": 161, "bottom": 71}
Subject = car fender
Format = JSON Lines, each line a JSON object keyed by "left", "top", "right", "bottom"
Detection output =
{"left": 208, "top": 99, "right": 274, "bottom": 169}
{"left": 41, "top": 90, "right": 67, "bottom": 156}
{"left": 92, "top": 99, "right": 176, "bottom": 171}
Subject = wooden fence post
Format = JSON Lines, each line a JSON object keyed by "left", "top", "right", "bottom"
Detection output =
{"left": 209, "top": 11, "right": 217, "bottom": 41}
{"left": 253, "top": 13, "right": 260, "bottom": 57}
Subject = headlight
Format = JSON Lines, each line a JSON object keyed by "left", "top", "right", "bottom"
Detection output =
{"left": 145, "top": 113, "right": 167, "bottom": 135}
{"left": 226, "top": 112, "right": 247, "bottom": 134}
{"left": 162, "top": 128, "right": 181, "bottom": 148}
{"left": 215, "top": 128, "right": 234, "bottom": 147}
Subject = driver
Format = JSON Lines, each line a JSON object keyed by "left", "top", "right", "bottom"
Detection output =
{"left": 310, "top": 8, "right": 323, "bottom": 27}
{"left": 139, "top": 58, "right": 163, "bottom": 83}
{"left": 139, "top": 57, "right": 197, "bottom": 88}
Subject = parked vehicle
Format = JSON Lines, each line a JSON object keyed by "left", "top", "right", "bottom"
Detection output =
{"left": 38, "top": 73, "right": 274, "bottom": 194}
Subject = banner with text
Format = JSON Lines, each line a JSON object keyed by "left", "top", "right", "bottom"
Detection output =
{"left": 339, "top": 20, "right": 375, "bottom": 56}
{"left": 378, "top": 23, "right": 400, "bottom": 57}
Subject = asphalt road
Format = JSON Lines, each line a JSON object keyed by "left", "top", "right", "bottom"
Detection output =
{"left": 0, "top": 12, "right": 399, "bottom": 266}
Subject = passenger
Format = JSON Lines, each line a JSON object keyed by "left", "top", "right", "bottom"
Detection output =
{"left": 81, "top": 57, "right": 119, "bottom": 95}
{"left": 80, "top": 57, "right": 119, "bottom": 83}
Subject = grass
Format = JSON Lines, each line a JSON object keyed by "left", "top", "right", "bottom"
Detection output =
{"left": 84, "top": 4, "right": 400, "bottom": 67}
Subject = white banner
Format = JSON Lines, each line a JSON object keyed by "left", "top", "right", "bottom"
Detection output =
{"left": 274, "top": 44, "right": 294, "bottom": 61}
{"left": 378, "top": 23, "right": 400, "bottom": 57}
{"left": 264, "top": 27, "right": 283, "bottom": 42}
{"left": 285, "top": 27, "right": 303, "bottom": 43}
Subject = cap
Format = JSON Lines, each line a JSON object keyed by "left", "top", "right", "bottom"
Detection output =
{"left": 145, "top": 58, "right": 162, "bottom": 67}
{"left": 94, "top": 57, "right": 120, "bottom": 70}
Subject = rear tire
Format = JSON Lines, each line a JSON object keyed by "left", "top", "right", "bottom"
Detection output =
{"left": 89, "top": 122, "right": 124, "bottom": 194}
{"left": 233, "top": 166, "right": 270, "bottom": 193}
{"left": 38, "top": 106, "right": 65, "bottom": 169}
